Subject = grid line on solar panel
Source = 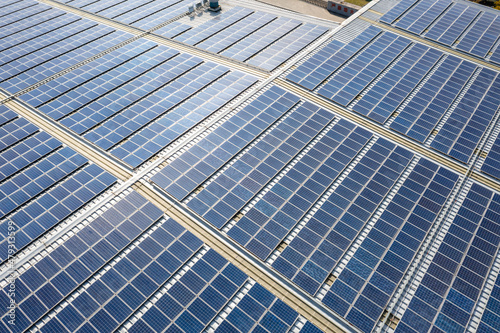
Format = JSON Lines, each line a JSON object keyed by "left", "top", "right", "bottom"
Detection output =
{"left": 65, "top": 0, "right": 99, "bottom": 8}
{"left": 111, "top": 0, "right": 183, "bottom": 24}
{"left": 109, "top": 72, "right": 258, "bottom": 168}
{"left": 128, "top": 0, "right": 193, "bottom": 31}
{"left": 0, "top": 8, "right": 68, "bottom": 41}
{"left": 246, "top": 23, "right": 329, "bottom": 71}
{"left": 0, "top": 0, "right": 30, "bottom": 10}
{"left": 96, "top": 0, "right": 157, "bottom": 19}
{"left": 394, "top": 0, "right": 452, "bottom": 35}
{"left": 323, "top": 159, "right": 459, "bottom": 332}
{"left": 151, "top": 85, "right": 300, "bottom": 199}
{"left": 476, "top": 271, "right": 500, "bottom": 333}
{"left": 127, "top": 249, "right": 248, "bottom": 333}
{"left": 456, "top": 12, "right": 500, "bottom": 59}
{"left": 195, "top": 12, "right": 278, "bottom": 54}
{"left": 271, "top": 138, "right": 414, "bottom": 296}
{"left": 19, "top": 39, "right": 158, "bottom": 108}
{"left": 152, "top": 21, "right": 192, "bottom": 39}
{"left": 219, "top": 17, "right": 302, "bottom": 63}
{"left": 396, "top": 183, "right": 500, "bottom": 333}
{"left": 33, "top": 45, "right": 179, "bottom": 120}
{"left": 37, "top": 218, "right": 204, "bottom": 333}
{"left": 431, "top": 67, "right": 500, "bottom": 163}
{"left": 0, "top": 27, "right": 132, "bottom": 94}
{"left": 286, "top": 26, "right": 382, "bottom": 91}
{"left": 213, "top": 282, "right": 301, "bottom": 333}
{"left": 0, "top": 1, "right": 49, "bottom": 28}
{"left": 0, "top": 117, "right": 39, "bottom": 155}
{"left": 0, "top": 190, "right": 165, "bottom": 332}
{"left": 227, "top": 120, "right": 372, "bottom": 261}
{"left": 352, "top": 43, "right": 442, "bottom": 124}
{"left": 481, "top": 135, "right": 500, "bottom": 180}
{"left": 424, "top": 3, "right": 480, "bottom": 46}
{"left": 84, "top": 63, "right": 230, "bottom": 150}
{"left": 390, "top": 55, "right": 477, "bottom": 143}
{"left": 175, "top": 7, "right": 255, "bottom": 46}
{"left": 82, "top": 0, "right": 129, "bottom": 13}
{"left": 318, "top": 32, "right": 412, "bottom": 107}
{"left": 186, "top": 102, "right": 336, "bottom": 229}
{"left": 490, "top": 43, "right": 500, "bottom": 65}
{"left": 379, "top": 0, "right": 419, "bottom": 24}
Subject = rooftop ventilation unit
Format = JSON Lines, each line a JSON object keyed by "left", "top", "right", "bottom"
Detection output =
{"left": 209, "top": 0, "right": 221, "bottom": 11}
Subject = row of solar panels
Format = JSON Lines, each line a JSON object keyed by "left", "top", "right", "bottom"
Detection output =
{"left": 0, "top": 183, "right": 323, "bottom": 333}
{"left": 51, "top": 0, "right": 330, "bottom": 71}
{"left": 148, "top": 85, "right": 500, "bottom": 332}
{"left": 379, "top": 0, "right": 500, "bottom": 64}
{"left": 286, "top": 26, "right": 500, "bottom": 178}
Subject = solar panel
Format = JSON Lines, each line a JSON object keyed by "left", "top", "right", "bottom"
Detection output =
{"left": 379, "top": 0, "right": 419, "bottom": 24}
{"left": 272, "top": 139, "right": 413, "bottom": 295}
{"left": 396, "top": 184, "right": 500, "bottom": 333}
{"left": 394, "top": 0, "right": 452, "bottom": 35}
{"left": 490, "top": 45, "right": 500, "bottom": 65}
{"left": 119, "top": 0, "right": 192, "bottom": 30}
{"left": 424, "top": 3, "right": 480, "bottom": 46}
{"left": 476, "top": 273, "right": 500, "bottom": 333}
{"left": 456, "top": 12, "right": 500, "bottom": 58}
{"left": 195, "top": 12, "right": 277, "bottom": 54}
{"left": 220, "top": 17, "right": 302, "bottom": 62}
{"left": 187, "top": 102, "right": 336, "bottom": 229}
{"left": 246, "top": 23, "right": 329, "bottom": 71}
{"left": 352, "top": 43, "right": 442, "bottom": 124}
{"left": 323, "top": 159, "right": 459, "bottom": 332}
{"left": 228, "top": 121, "right": 372, "bottom": 261}
{"left": 96, "top": 0, "right": 151, "bottom": 19}
{"left": 151, "top": 86, "right": 300, "bottom": 199}
{"left": 81, "top": 0, "right": 128, "bottom": 13}
{"left": 175, "top": 7, "right": 254, "bottom": 46}
{"left": 0, "top": 8, "right": 66, "bottom": 41}
{"left": 431, "top": 68, "right": 500, "bottom": 163}
{"left": 390, "top": 55, "right": 477, "bottom": 143}
{"left": 286, "top": 26, "right": 381, "bottom": 91}
{"left": 318, "top": 32, "right": 411, "bottom": 106}
{"left": 153, "top": 21, "right": 192, "bottom": 39}
{"left": 0, "top": 1, "right": 47, "bottom": 26}
{"left": 481, "top": 135, "right": 500, "bottom": 180}
{"left": 65, "top": 0, "right": 99, "bottom": 8}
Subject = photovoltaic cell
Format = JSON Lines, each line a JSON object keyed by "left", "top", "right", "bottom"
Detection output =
{"left": 352, "top": 43, "right": 442, "bottom": 124}
{"left": 490, "top": 45, "right": 500, "bottom": 65}
{"left": 0, "top": 1, "right": 49, "bottom": 29}
{"left": 187, "top": 102, "right": 336, "bottom": 229}
{"left": 228, "top": 121, "right": 372, "bottom": 261}
{"left": 272, "top": 139, "right": 413, "bottom": 295}
{"left": 286, "top": 26, "right": 381, "bottom": 91}
{"left": 396, "top": 184, "right": 500, "bottom": 333}
{"left": 456, "top": 12, "right": 500, "bottom": 58}
{"left": 318, "top": 32, "right": 411, "bottom": 106}
{"left": 195, "top": 12, "right": 277, "bottom": 54}
{"left": 0, "top": 8, "right": 66, "bottom": 41}
{"left": 476, "top": 273, "right": 500, "bottom": 333}
{"left": 175, "top": 7, "right": 254, "bottom": 46}
{"left": 323, "top": 159, "right": 459, "bottom": 332}
{"left": 394, "top": 0, "right": 452, "bottom": 35}
{"left": 220, "top": 17, "right": 302, "bottom": 62}
{"left": 112, "top": 0, "right": 186, "bottom": 26}
{"left": 391, "top": 56, "right": 477, "bottom": 143}
{"left": 431, "top": 68, "right": 500, "bottom": 163}
{"left": 246, "top": 23, "right": 329, "bottom": 71}
{"left": 110, "top": 72, "right": 257, "bottom": 168}
{"left": 153, "top": 21, "right": 192, "bottom": 39}
{"left": 424, "top": 3, "right": 480, "bottom": 46}
{"left": 481, "top": 135, "right": 500, "bottom": 180}
{"left": 379, "top": 0, "right": 419, "bottom": 24}
{"left": 151, "top": 86, "right": 300, "bottom": 199}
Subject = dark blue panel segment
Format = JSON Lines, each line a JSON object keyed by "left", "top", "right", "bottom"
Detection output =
{"left": 481, "top": 135, "right": 500, "bottom": 180}
{"left": 394, "top": 0, "right": 452, "bottom": 35}
{"left": 456, "top": 12, "right": 500, "bottom": 58}
{"left": 379, "top": 0, "right": 419, "bottom": 24}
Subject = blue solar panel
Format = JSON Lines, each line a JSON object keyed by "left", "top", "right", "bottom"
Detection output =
{"left": 195, "top": 12, "right": 277, "bottom": 54}
{"left": 153, "top": 21, "right": 192, "bottom": 39}
{"left": 394, "top": 0, "right": 452, "bottom": 35}
{"left": 0, "top": 117, "right": 38, "bottom": 153}
{"left": 286, "top": 26, "right": 381, "bottom": 91}
{"left": 0, "top": 104, "right": 20, "bottom": 127}
{"left": 272, "top": 139, "right": 413, "bottom": 295}
{"left": 491, "top": 44, "right": 500, "bottom": 65}
{"left": 481, "top": 135, "right": 500, "bottom": 180}
{"left": 391, "top": 55, "right": 477, "bottom": 143}
{"left": 379, "top": 0, "right": 419, "bottom": 24}
{"left": 318, "top": 32, "right": 411, "bottom": 106}
{"left": 431, "top": 68, "right": 500, "bottom": 163}
{"left": 220, "top": 17, "right": 302, "bottom": 62}
{"left": 129, "top": 249, "right": 247, "bottom": 333}
{"left": 187, "top": 102, "right": 336, "bottom": 229}
{"left": 247, "top": 23, "right": 329, "bottom": 71}
{"left": 151, "top": 86, "right": 300, "bottom": 199}
{"left": 424, "top": 3, "right": 480, "bottom": 46}
{"left": 65, "top": 0, "right": 99, "bottom": 8}
{"left": 228, "top": 121, "right": 372, "bottom": 261}
{"left": 81, "top": 0, "right": 128, "bottom": 13}
{"left": 118, "top": 0, "right": 192, "bottom": 30}
{"left": 323, "top": 159, "right": 459, "bottom": 332}
{"left": 175, "top": 7, "right": 254, "bottom": 46}
{"left": 476, "top": 273, "right": 500, "bottom": 333}
{"left": 0, "top": 1, "right": 48, "bottom": 28}
{"left": 396, "top": 184, "right": 500, "bottom": 333}
{"left": 0, "top": 8, "right": 66, "bottom": 41}
{"left": 96, "top": 0, "right": 150, "bottom": 19}
{"left": 456, "top": 12, "right": 500, "bottom": 58}
{"left": 352, "top": 43, "right": 442, "bottom": 124}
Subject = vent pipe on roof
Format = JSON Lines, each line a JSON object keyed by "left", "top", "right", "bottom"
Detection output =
{"left": 208, "top": 0, "right": 221, "bottom": 11}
